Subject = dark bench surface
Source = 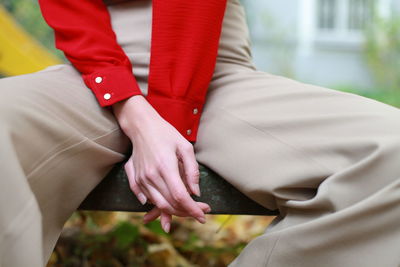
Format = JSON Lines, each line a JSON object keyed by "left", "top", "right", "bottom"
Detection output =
{"left": 79, "top": 161, "right": 279, "bottom": 216}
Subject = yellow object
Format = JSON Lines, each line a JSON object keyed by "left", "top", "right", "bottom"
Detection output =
{"left": 0, "top": 5, "right": 62, "bottom": 76}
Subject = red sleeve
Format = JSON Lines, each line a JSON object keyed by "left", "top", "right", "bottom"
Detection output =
{"left": 38, "top": 0, "right": 228, "bottom": 143}
{"left": 148, "top": 0, "right": 228, "bottom": 142}
{"left": 37, "top": 0, "right": 143, "bottom": 107}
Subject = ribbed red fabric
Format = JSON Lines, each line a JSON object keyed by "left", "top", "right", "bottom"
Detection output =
{"left": 38, "top": 0, "right": 228, "bottom": 142}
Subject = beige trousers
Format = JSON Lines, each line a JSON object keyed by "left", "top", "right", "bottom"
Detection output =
{"left": 1, "top": 0, "right": 400, "bottom": 266}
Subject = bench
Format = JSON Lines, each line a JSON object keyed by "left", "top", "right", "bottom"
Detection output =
{"left": 78, "top": 160, "right": 279, "bottom": 216}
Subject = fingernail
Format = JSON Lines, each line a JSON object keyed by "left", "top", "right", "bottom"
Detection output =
{"left": 197, "top": 216, "right": 206, "bottom": 224}
{"left": 137, "top": 193, "right": 147, "bottom": 205}
{"left": 205, "top": 206, "right": 211, "bottom": 213}
{"left": 193, "top": 184, "right": 201, "bottom": 197}
{"left": 164, "top": 222, "right": 170, "bottom": 233}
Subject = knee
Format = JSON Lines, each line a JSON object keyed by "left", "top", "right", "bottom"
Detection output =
{"left": 340, "top": 109, "right": 400, "bottom": 180}
{"left": 367, "top": 111, "right": 400, "bottom": 159}
{"left": 371, "top": 134, "right": 400, "bottom": 175}
{"left": 323, "top": 118, "right": 400, "bottom": 206}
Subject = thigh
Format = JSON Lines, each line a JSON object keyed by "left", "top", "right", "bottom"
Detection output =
{"left": 194, "top": 65, "right": 400, "bottom": 266}
{"left": 0, "top": 64, "right": 131, "bottom": 261}
{"left": 194, "top": 63, "right": 400, "bottom": 211}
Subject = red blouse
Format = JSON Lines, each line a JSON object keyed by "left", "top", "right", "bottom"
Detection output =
{"left": 38, "top": 0, "right": 228, "bottom": 142}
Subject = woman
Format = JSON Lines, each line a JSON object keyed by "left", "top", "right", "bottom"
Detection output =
{"left": 1, "top": 0, "right": 400, "bottom": 266}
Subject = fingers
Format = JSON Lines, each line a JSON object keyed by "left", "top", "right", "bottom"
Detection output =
{"left": 143, "top": 206, "right": 161, "bottom": 223}
{"left": 139, "top": 180, "right": 181, "bottom": 215}
{"left": 134, "top": 163, "right": 197, "bottom": 218}
{"left": 124, "top": 157, "right": 147, "bottom": 205}
{"left": 125, "top": 155, "right": 181, "bottom": 215}
{"left": 178, "top": 159, "right": 193, "bottom": 195}
{"left": 125, "top": 156, "right": 172, "bottom": 210}
{"left": 143, "top": 202, "right": 212, "bottom": 231}
{"left": 160, "top": 212, "right": 172, "bottom": 233}
{"left": 125, "top": 143, "right": 207, "bottom": 224}
{"left": 142, "top": 209, "right": 171, "bottom": 233}
{"left": 143, "top": 202, "right": 211, "bottom": 224}
{"left": 176, "top": 143, "right": 201, "bottom": 197}
{"left": 160, "top": 156, "right": 206, "bottom": 224}
{"left": 197, "top": 202, "right": 211, "bottom": 213}
{"left": 126, "top": 155, "right": 206, "bottom": 222}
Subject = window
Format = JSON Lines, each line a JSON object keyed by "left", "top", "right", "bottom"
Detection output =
{"left": 318, "top": 0, "right": 336, "bottom": 29}
{"left": 348, "top": 0, "right": 371, "bottom": 30}
{"left": 317, "top": 0, "right": 371, "bottom": 32}
{"left": 315, "top": 0, "right": 373, "bottom": 44}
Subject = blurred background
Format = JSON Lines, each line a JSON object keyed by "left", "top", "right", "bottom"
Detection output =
{"left": 1, "top": 0, "right": 399, "bottom": 266}
{"left": 241, "top": 0, "right": 400, "bottom": 105}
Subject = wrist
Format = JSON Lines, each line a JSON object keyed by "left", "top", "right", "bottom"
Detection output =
{"left": 111, "top": 95, "right": 159, "bottom": 136}
{"left": 111, "top": 94, "right": 145, "bottom": 111}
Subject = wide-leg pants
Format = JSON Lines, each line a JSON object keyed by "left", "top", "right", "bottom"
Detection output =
{"left": 1, "top": 0, "right": 400, "bottom": 266}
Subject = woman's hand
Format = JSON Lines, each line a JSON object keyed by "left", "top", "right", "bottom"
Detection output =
{"left": 112, "top": 95, "right": 211, "bottom": 232}
{"left": 142, "top": 202, "right": 211, "bottom": 232}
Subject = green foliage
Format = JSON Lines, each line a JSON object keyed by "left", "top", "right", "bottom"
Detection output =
{"left": 55, "top": 219, "right": 149, "bottom": 266}
{"left": 111, "top": 221, "right": 140, "bottom": 250}
{"left": 0, "top": 0, "right": 66, "bottom": 60}
{"left": 144, "top": 220, "right": 169, "bottom": 237}
{"left": 335, "top": 85, "right": 400, "bottom": 108}
{"left": 51, "top": 211, "right": 266, "bottom": 266}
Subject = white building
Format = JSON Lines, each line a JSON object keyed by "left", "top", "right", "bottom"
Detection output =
{"left": 241, "top": 0, "right": 400, "bottom": 90}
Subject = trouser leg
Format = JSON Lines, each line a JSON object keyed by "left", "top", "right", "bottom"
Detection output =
{"left": 0, "top": 130, "right": 43, "bottom": 267}
{"left": 194, "top": 63, "right": 400, "bottom": 266}
{"left": 0, "top": 64, "right": 131, "bottom": 266}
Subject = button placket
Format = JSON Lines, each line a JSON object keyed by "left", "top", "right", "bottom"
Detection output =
{"left": 186, "top": 107, "right": 199, "bottom": 135}
{"left": 94, "top": 76, "right": 112, "bottom": 101}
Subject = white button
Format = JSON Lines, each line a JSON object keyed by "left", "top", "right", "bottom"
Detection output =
{"left": 103, "top": 93, "right": 111, "bottom": 100}
{"left": 95, "top": 77, "right": 103, "bottom": 83}
{"left": 186, "top": 129, "right": 192, "bottom": 135}
{"left": 193, "top": 108, "right": 198, "bottom": 115}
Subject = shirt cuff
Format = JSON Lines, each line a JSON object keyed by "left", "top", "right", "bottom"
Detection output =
{"left": 145, "top": 94, "right": 203, "bottom": 143}
{"left": 83, "top": 66, "right": 143, "bottom": 107}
